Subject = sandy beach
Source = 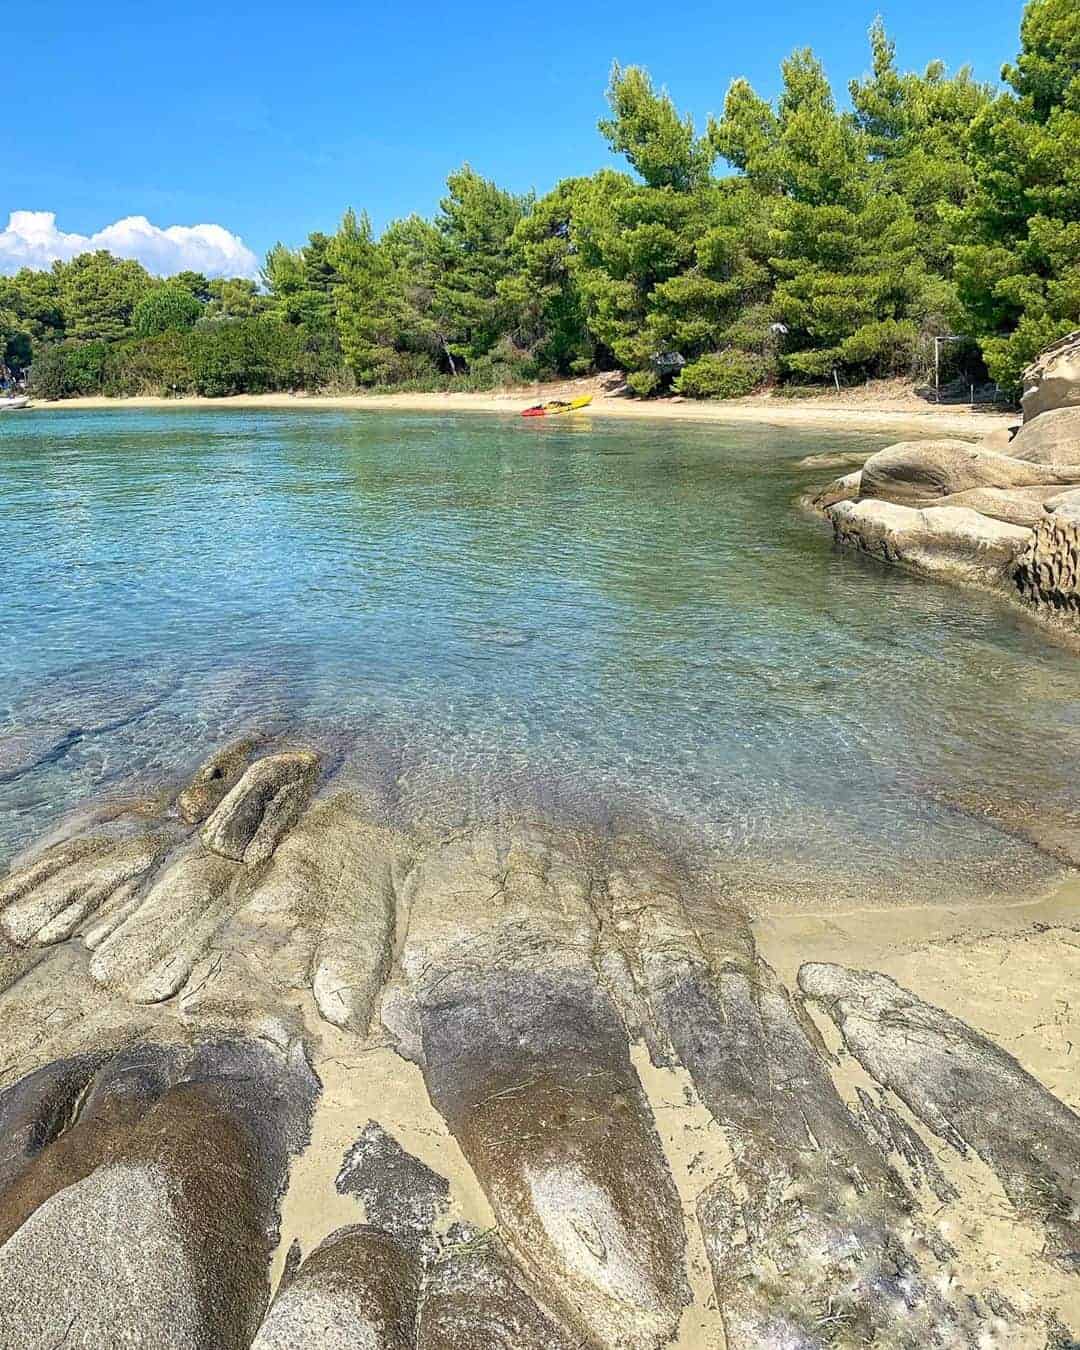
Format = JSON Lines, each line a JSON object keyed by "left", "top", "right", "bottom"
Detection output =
{"left": 35, "top": 383, "right": 1017, "bottom": 439}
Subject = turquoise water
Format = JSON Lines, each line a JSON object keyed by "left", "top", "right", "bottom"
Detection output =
{"left": 2, "top": 406, "right": 1078, "bottom": 904}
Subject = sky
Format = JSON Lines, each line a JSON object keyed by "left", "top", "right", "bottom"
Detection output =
{"left": 4, "top": 0, "right": 1026, "bottom": 279}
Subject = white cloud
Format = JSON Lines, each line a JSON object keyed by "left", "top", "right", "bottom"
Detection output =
{"left": 0, "top": 210, "right": 260, "bottom": 279}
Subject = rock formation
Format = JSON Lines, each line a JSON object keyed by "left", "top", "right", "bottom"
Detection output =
{"left": 806, "top": 333, "right": 1080, "bottom": 627}
{"left": 0, "top": 742, "right": 1076, "bottom": 1345}
{"left": 1022, "top": 330, "right": 1080, "bottom": 422}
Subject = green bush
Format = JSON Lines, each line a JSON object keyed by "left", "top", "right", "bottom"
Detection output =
{"left": 29, "top": 341, "right": 110, "bottom": 398}
{"left": 106, "top": 332, "right": 196, "bottom": 395}
{"left": 674, "top": 350, "right": 767, "bottom": 399}
{"left": 625, "top": 369, "right": 660, "bottom": 398}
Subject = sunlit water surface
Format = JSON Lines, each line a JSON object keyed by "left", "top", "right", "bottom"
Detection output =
{"left": 2, "top": 407, "right": 1077, "bottom": 905}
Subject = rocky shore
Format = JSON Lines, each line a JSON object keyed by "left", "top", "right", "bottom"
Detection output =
{"left": 806, "top": 332, "right": 1080, "bottom": 635}
{"left": 1, "top": 732, "right": 1078, "bottom": 1347}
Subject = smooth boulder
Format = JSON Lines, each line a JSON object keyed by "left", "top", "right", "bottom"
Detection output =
{"left": 1008, "top": 405, "right": 1080, "bottom": 465}
{"left": 859, "top": 439, "right": 1080, "bottom": 507}
{"left": 178, "top": 738, "right": 258, "bottom": 824}
{"left": 252, "top": 1225, "right": 421, "bottom": 1350}
{"left": 1022, "top": 329, "right": 1080, "bottom": 421}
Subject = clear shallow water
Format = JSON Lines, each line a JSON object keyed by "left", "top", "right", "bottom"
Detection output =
{"left": 2, "top": 406, "right": 1079, "bottom": 903}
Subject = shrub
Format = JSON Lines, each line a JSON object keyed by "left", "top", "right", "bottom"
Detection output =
{"left": 626, "top": 368, "right": 660, "bottom": 398}
{"left": 674, "top": 349, "right": 767, "bottom": 399}
{"left": 106, "top": 332, "right": 196, "bottom": 395}
{"left": 29, "top": 341, "right": 110, "bottom": 398}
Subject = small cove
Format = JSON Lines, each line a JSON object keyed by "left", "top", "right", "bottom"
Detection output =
{"left": 2, "top": 406, "right": 1077, "bottom": 907}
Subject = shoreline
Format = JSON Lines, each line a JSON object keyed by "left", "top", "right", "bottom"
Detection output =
{"left": 32, "top": 388, "right": 1016, "bottom": 438}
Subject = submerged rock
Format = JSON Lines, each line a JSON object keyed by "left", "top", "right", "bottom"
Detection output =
{"left": 800, "top": 962, "right": 1080, "bottom": 1270}
{"left": 177, "top": 737, "right": 259, "bottom": 824}
{"left": 0, "top": 724, "right": 75, "bottom": 784}
{"left": 200, "top": 750, "right": 320, "bottom": 864}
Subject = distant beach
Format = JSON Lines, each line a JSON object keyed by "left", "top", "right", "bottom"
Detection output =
{"left": 35, "top": 386, "right": 1015, "bottom": 439}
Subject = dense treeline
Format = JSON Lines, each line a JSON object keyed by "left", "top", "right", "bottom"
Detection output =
{"left": 2, "top": 0, "right": 1075, "bottom": 401}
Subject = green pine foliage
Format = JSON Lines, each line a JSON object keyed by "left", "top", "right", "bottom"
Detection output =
{"left": 6, "top": 0, "right": 1074, "bottom": 402}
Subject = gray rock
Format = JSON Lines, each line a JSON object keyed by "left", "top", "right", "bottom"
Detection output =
{"left": 1022, "top": 329, "right": 1080, "bottom": 421}
{"left": 0, "top": 830, "right": 171, "bottom": 947}
{"left": 200, "top": 751, "right": 320, "bottom": 863}
{"left": 828, "top": 499, "right": 1032, "bottom": 587}
{"left": 395, "top": 826, "right": 689, "bottom": 1349}
{"left": 922, "top": 484, "right": 1071, "bottom": 528}
{"left": 810, "top": 468, "right": 861, "bottom": 510}
{"left": 1008, "top": 406, "right": 1080, "bottom": 464}
{"left": 336, "top": 1121, "right": 449, "bottom": 1247}
{"left": 88, "top": 850, "right": 240, "bottom": 1002}
{"left": 207, "top": 793, "right": 404, "bottom": 1032}
{"left": 0, "top": 1162, "right": 211, "bottom": 1349}
{"left": 0, "top": 1037, "right": 319, "bottom": 1348}
{"left": 606, "top": 854, "right": 1004, "bottom": 1348}
{"left": 252, "top": 1225, "right": 421, "bottom": 1350}
{"left": 419, "top": 1233, "right": 578, "bottom": 1349}
{"left": 1013, "top": 510, "right": 1080, "bottom": 618}
{"left": 800, "top": 962, "right": 1080, "bottom": 1269}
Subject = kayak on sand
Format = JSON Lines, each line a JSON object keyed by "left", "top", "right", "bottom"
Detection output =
{"left": 521, "top": 395, "right": 593, "bottom": 418}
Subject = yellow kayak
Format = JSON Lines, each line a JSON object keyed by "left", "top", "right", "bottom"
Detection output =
{"left": 521, "top": 395, "right": 593, "bottom": 417}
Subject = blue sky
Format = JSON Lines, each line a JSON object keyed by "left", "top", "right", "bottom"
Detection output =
{"left": 4, "top": 0, "right": 1026, "bottom": 276}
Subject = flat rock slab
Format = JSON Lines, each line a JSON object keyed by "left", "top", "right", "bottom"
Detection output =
{"left": 800, "top": 962, "right": 1080, "bottom": 1270}
{"left": 336, "top": 1121, "right": 449, "bottom": 1247}
{"left": 0, "top": 830, "right": 171, "bottom": 947}
{"left": 829, "top": 498, "right": 1032, "bottom": 587}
